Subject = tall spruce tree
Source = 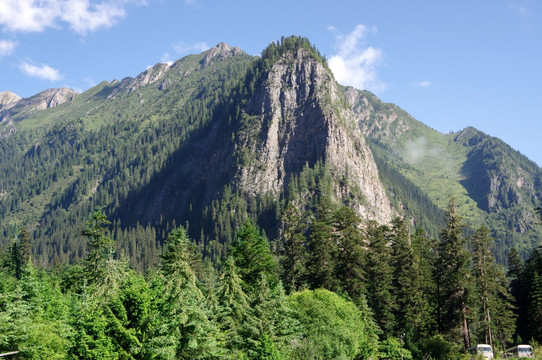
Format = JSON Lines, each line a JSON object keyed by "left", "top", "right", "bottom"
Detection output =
{"left": 365, "top": 220, "right": 396, "bottom": 336}
{"left": 527, "top": 272, "right": 542, "bottom": 342}
{"left": 471, "top": 226, "right": 515, "bottom": 351}
{"left": 389, "top": 217, "right": 429, "bottom": 347}
{"left": 435, "top": 197, "right": 473, "bottom": 350}
{"left": 307, "top": 197, "right": 339, "bottom": 292}
{"left": 279, "top": 205, "right": 308, "bottom": 293}
{"left": 333, "top": 206, "right": 366, "bottom": 303}
{"left": 216, "top": 256, "right": 250, "bottom": 355}
{"left": 11, "top": 227, "right": 31, "bottom": 280}
{"left": 148, "top": 227, "right": 222, "bottom": 360}
{"left": 230, "top": 220, "right": 279, "bottom": 293}
{"left": 81, "top": 211, "right": 114, "bottom": 282}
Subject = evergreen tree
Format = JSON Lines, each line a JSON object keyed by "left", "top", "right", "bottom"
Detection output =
{"left": 216, "top": 256, "right": 250, "bottom": 355}
{"left": 516, "top": 246, "right": 542, "bottom": 342}
{"left": 279, "top": 205, "right": 308, "bottom": 293}
{"left": 435, "top": 197, "right": 473, "bottom": 350}
{"left": 11, "top": 227, "right": 32, "bottom": 280}
{"left": 230, "top": 220, "right": 279, "bottom": 292}
{"left": 147, "top": 227, "right": 222, "bottom": 359}
{"left": 81, "top": 211, "right": 114, "bottom": 282}
{"left": 470, "top": 226, "right": 515, "bottom": 351}
{"left": 507, "top": 247, "right": 525, "bottom": 342}
{"left": 527, "top": 272, "right": 542, "bottom": 342}
{"left": 365, "top": 221, "right": 396, "bottom": 336}
{"left": 389, "top": 217, "right": 429, "bottom": 349}
{"left": 411, "top": 227, "right": 438, "bottom": 336}
{"left": 333, "top": 206, "right": 366, "bottom": 302}
{"left": 239, "top": 277, "right": 298, "bottom": 359}
{"left": 306, "top": 197, "right": 339, "bottom": 292}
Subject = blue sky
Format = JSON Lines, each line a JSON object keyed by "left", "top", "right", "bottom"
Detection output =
{"left": 0, "top": 0, "right": 540, "bottom": 166}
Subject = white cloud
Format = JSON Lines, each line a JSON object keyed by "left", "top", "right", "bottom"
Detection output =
{"left": 160, "top": 53, "right": 174, "bottom": 65}
{"left": 0, "top": 0, "right": 136, "bottom": 34}
{"left": 414, "top": 81, "right": 431, "bottom": 88}
{"left": 60, "top": 0, "right": 127, "bottom": 34}
{"left": 19, "top": 62, "right": 63, "bottom": 81}
{"left": 328, "top": 24, "right": 386, "bottom": 93}
{"left": 0, "top": 40, "right": 17, "bottom": 57}
{"left": 173, "top": 41, "right": 209, "bottom": 55}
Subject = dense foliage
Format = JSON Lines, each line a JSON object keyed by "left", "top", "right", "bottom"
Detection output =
{"left": 0, "top": 36, "right": 541, "bottom": 359}
{"left": 1, "top": 199, "right": 541, "bottom": 359}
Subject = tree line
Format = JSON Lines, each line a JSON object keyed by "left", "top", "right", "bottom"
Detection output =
{"left": 2, "top": 195, "right": 542, "bottom": 359}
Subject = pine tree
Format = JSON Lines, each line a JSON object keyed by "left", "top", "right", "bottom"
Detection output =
{"left": 147, "top": 226, "right": 222, "bottom": 359}
{"left": 279, "top": 205, "right": 308, "bottom": 293}
{"left": 527, "top": 272, "right": 542, "bottom": 342}
{"left": 306, "top": 197, "right": 339, "bottom": 292}
{"left": 230, "top": 220, "right": 278, "bottom": 292}
{"left": 389, "top": 217, "right": 429, "bottom": 346}
{"left": 411, "top": 227, "right": 438, "bottom": 336}
{"left": 333, "top": 206, "right": 366, "bottom": 302}
{"left": 471, "top": 226, "right": 515, "bottom": 351}
{"left": 365, "top": 221, "right": 396, "bottom": 336}
{"left": 216, "top": 256, "right": 250, "bottom": 355}
{"left": 435, "top": 197, "right": 473, "bottom": 350}
{"left": 81, "top": 211, "right": 114, "bottom": 282}
{"left": 11, "top": 227, "right": 32, "bottom": 279}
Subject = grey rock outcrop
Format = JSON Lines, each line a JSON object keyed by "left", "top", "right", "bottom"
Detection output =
{"left": 237, "top": 48, "right": 393, "bottom": 223}
{"left": 0, "top": 87, "right": 77, "bottom": 124}
{"left": 0, "top": 91, "right": 21, "bottom": 108}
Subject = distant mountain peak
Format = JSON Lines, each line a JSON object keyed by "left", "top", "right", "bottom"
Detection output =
{"left": 0, "top": 91, "right": 21, "bottom": 108}
{"left": 201, "top": 42, "right": 244, "bottom": 68}
{"left": 0, "top": 87, "right": 77, "bottom": 125}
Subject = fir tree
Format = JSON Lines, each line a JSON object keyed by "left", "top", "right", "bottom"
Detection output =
{"left": 470, "top": 226, "right": 515, "bottom": 351}
{"left": 365, "top": 221, "right": 396, "bottom": 336}
{"left": 230, "top": 220, "right": 279, "bottom": 292}
{"left": 389, "top": 217, "right": 429, "bottom": 347}
{"left": 306, "top": 197, "right": 339, "bottom": 292}
{"left": 435, "top": 197, "right": 473, "bottom": 350}
{"left": 81, "top": 211, "right": 114, "bottom": 283}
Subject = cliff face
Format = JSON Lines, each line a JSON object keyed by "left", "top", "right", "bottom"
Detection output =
{"left": 236, "top": 48, "right": 393, "bottom": 223}
{"left": 0, "top": 87, "right": 77, "bottom": 124}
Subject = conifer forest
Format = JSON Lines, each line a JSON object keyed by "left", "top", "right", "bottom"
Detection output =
{"left": 0, "top": 37, "right": 541, "bottom": 359}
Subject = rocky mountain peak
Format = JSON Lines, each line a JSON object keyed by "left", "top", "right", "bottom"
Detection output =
{"left": 0, "top": 91, "right": 21, "bottom": 108}
{"left": 201, "top": 42, "right": 244, "bottom": 68}
{"left": 0, "top": 87, "right": 77, "bottom": 125}
{"left": 238, "top": 46, "right": 394, "bottom": 223}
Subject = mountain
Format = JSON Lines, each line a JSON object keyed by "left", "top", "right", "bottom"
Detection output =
{"left": 347, "top": 87, "right": 542, "bottom": 261}
{"left": 0, "top": 91, "right": 21, "bottom": 107}
{"left": 0, "top": 37, "right": 539, "bottom": 268}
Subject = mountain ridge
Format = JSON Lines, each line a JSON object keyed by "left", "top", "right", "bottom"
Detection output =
{"left": 0, "top": 38, "right": 539, "bottom": 266}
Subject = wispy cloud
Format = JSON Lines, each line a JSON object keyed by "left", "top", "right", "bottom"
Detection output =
{"left": 328, "top": 24, "right": 386, "bottom": 93}
{"left": 173, "top": 41, "right": 209, "bottom": 55}
{"left": 0, "top": 40, "right": 17, "bottom": 57}
{"left": 19, "top": 62, "right": 63, "bottom": 81}
{"left": 161, "top": 40, "right": 209, "bottom": 64}
{"left": 0, "top": 0, "right": 139, "bottom": 34}
{"left": 413, "top": 81, "right": 432, "bottom": 88}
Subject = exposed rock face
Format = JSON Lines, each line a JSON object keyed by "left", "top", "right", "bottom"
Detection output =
{"left": 0, "top": 88, "right": 77, "bottom": 124}
{"left": 238, "top": 48, "right": 393, "bottom": 223}
{"left": 201, "top": 42, "right": 244, "bottom": 68}
{"left": 0, "top": 91, "right": 21, "bottom": 108}
{"left": 345, "top": 87, "right": 411, "bottom": 145}
{"left": 113, "top": 63, "right": 172, "bottom": 96}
